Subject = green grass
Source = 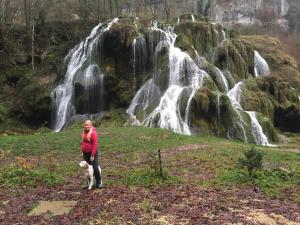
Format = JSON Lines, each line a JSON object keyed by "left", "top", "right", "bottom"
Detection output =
{"left": 0, "top": 126, "right": 299, "bottom": 201}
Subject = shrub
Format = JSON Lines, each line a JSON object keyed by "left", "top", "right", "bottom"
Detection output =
{"left": 239, "top": 146, "right": 263, "bottom": 177}
{"left": 0, "top": 104, "right": 8, "bottom": 122}
{"left": 0, "top": 167, "right": 63, "bottom": 187}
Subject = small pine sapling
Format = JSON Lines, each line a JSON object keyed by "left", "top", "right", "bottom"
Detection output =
{"left": 239, "top": 146, "right": 263, "bottom": 177}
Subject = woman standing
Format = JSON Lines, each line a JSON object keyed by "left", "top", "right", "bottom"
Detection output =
{"left": 81, "top": 120, "right": 102, "bottom": 188}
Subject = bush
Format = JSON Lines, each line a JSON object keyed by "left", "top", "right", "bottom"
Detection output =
{"left": 239, "top": 146, "right": 263, "bottom": 177}
{"left": 0, "top": 167, "right": 63, "bottom": 187}
{"left": 0, "top": 104, "right": 8, "bottom": 122}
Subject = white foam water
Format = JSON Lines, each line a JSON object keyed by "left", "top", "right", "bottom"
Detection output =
{"left": 51, "top": 18, "right": 119, "bottom": 131}
{"left": 254, "top": 50, "right": 270, "bottom": 77}
{"left": 127, "top": 24, "right": 207, "bottom": 135}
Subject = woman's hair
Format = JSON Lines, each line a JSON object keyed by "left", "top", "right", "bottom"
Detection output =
{"left": 83, "top": 120, "right": 93, "bottom": 127}
{"left": 82, "top": 120, "right": 94, "bottom": 142}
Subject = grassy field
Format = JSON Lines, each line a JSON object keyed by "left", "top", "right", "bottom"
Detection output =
{"left": 0, "top": 126, "right": 299, "bottom": 202}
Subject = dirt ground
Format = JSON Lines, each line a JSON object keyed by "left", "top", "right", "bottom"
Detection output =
{"left": 0, "top": 175, "right": 299, "bottom": 225}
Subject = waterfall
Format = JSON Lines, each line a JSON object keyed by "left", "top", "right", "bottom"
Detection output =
{"left": 127, "top": 24, "right": 207, "bottom": 135}
{"left": 257, "top": 0, "right": 263, "bottom": 9}
{"left": 51, "top": 18, "right": 119, "bottom": 131}
{"left": 227, "top": 82, "right": 248, "bottom": 142}
{"left": 132, "top": 35, "right": 147, "bottom": 90}
{"left": 216, "top": 93, "right": 221, "bottom": 133}
{"left": 191, "top": 14, "right": 195, "bottom": 22}
{"left": 221, "top": 30, "right": 227, "bottom": 41}
{"left": 214, "top": 67, "right": 229, "bottom": 93}
{"left": 177, "top": 17, "right": 180, "bottom": 24}
{"left": 227, "top": 81, "right": 272, "bottom": 145}
{"left": 254, "top": 50, "right": 270, "bottom": 77}
{"left": 246, "top": 111, "right": 269, "bottom": 146}
{"left": 132, "top": 38, "right": 137, "bottom": 90}
{"left": 227, "top": 82, "right": 243, "bottom": 110}
{"left": 280, "top": 0, "right": 289, "bottom": 16}
{"left": 133, "top": 35, "right": 147, "bottom": 76}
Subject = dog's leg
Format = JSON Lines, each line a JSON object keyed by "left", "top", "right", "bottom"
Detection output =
{"left": 88, "top": 176, "right": 93, "bottom": 189}
{"left": 98, "top": 166, "right": 102, "bottom": 185}
{"left": 88, "top": 167, "right": 94, "bottom": 189}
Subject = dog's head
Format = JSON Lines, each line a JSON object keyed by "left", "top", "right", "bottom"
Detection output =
{"left": 79, "top": 161, "right": 89, "bottom": 169}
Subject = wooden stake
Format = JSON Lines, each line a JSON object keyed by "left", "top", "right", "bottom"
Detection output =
{"left": 158, "top": 149, "right": 163, "bottom": 178}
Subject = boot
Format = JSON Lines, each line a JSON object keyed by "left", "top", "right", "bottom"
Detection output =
{"left": 95, "top": 180, "right": 103, "bottom": 189}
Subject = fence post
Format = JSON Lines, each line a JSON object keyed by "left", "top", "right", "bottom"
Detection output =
{"left": 158, "top": 149, "right": 163, "bottom": 178}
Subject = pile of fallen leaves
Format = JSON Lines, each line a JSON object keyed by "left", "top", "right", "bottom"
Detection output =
{"left": 0, "top": 175, "right": 299, "bottom": 225}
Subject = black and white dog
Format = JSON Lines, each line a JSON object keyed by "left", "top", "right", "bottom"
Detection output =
{"left": 79, "top": 161, "right": 102, "bottom": 189}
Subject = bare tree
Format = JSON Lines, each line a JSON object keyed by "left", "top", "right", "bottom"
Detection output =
{"left": 0, "top": 0, "right": 19, "bottom": 25}
{"left": 256, "top": 8, "right": 277, "bottom": 30}
{"left": 164, "top": 0, "right": 170, "bottom": 19}
{"left": 197, "top": 0, "right": 214, "bottom": 16}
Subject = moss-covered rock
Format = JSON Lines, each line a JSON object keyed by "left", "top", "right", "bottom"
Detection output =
{"left": 274, "top": 104, "right": 300, "bottom": 132}
{"left": 179, "top": 14, "right": 209, "bottom": 23}
{"left": 241, "top": 76, "right": 300, "bottom": 133}
{"left": 13, "top": 73, "right": 52, "bottom": 125}
{"left": 257, "top": 113, "right": 279, "bottom": 143}
{"left": 214, "top": 40, "right": 251, "bottom": 82}
{"left": 241, "top": 35, "right": 300, "bottom": 94}
{"left": 174, "top": 21, "right": 219, "bottom": 58}
{"left": 190, "top": 88, "right": 245, "bottom": 139}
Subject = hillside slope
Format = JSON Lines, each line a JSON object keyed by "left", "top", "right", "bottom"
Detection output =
{"left": 0, "top": 127, "right": 299, "bottom": 224}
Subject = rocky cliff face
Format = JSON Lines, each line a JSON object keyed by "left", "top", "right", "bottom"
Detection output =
{"left": 208, "top": 0, "right": 300, "bottom": 32}
{"left": 51, "top": 16, "right": 300, "bottom": 145}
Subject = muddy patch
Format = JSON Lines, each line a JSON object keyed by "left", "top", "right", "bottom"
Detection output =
{"left": 29, "top": 201, "right": 77, "bottom": 216}
{"left": 246, "top": 209, "right": 300, "bottom": 225}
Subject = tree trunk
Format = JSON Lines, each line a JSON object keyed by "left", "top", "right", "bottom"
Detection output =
{"left": 0, "top": 26, "right": 4, "bottom": 50}
{"left": 31, "top": 19, "right": 35, "bottom": 72}
{"left": 97, "top": 0, "right": 100, "bottom": 21}
{"left": 164, "top": 0, "right": 170, "bottom": 20}
{"left": 23, "top": 0, "right": 30, "bottom": 28}
{"left": 114, "top": 0, "right": 119, "bottom": 17}
{"left": 135, "top": 0, "right": 140, "bottom": 17}
{"left": 108, "top": 0, "right": 113, "bottom": 18}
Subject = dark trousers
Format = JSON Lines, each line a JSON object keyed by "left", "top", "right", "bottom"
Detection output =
{"left": 83, "top": 151, "right": 101, "bottom": 184}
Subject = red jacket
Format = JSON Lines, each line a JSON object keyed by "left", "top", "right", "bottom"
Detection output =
{"left": 81, "top": 128, "right": 99, "bottom": 157}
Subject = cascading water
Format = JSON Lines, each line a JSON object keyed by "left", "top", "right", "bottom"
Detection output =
{"left": 127, "top": 19, "right": 273, "bottom": 145}
{"left": 132, "top": 34, "right": 147, "bottom": 90}
{"left": 127, "top": 23, "right": 208, "bottom": 135}
{"left": 246, "top": 111, "right": 270, "bottom": 146}
{"left": 254, "top": 50, "right": 270, "bottom": 77}
{"left": 227, "top": 82, "right": 244, "bottom": 110}
{"left": 51, "top": 18, "right": 119, "bottom": 131}
{"left": 227, "top": 82, "right": 248, "bottom": 143}
{"left": 280, "top": 0, "right": 289, "bottom": 16}
{"left": 227, "top": 81, "right": 272, "bottom": 146}
{"left": 214, "top": 67, "right": 229, "bottom": 93}
{"left": 216, "top": 93, "right": 221, "bottom": 133}
{"left": 51, "top": 16, "right": 277, "bottom": 145}
{"left": 191, "top": 15, "right": 195, "bottom": 22}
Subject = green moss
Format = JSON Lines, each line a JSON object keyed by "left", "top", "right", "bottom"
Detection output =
{"left": 242, "top": 88, "right": 275, "bottom": 119}
{"left": 257, "top": 113, "right": 279, "bottom": 143}
{"left": 214, "top": 40, "right": 253, "bottom": 82}
{"left": 202, "top": 76, "right": 218, "bottom": 91}
{"left": 108, "top": 23, "right": 138, "bottom": 48}
{"left": 190, "top": 88, "right": 241, "bottom": 138}
{"left": 178, "top": 14, "right": 209, "bottom": 23}
{"left": 241, "top": 35, "right": 300, "bottom": 93}
{"left": 205, "top": 63, "right": 228, "bottom": 92}
{"left": 174, "top": 22, "right": 219, "bottom": 57}
{"left": 0, "top": 104, "right": 9, "bottom": 122}
{"left": 242, "top": 76, "right": 299, "bottom": 128}
{"left": 153, "top": 50, "right": 170, "bottom": 91}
